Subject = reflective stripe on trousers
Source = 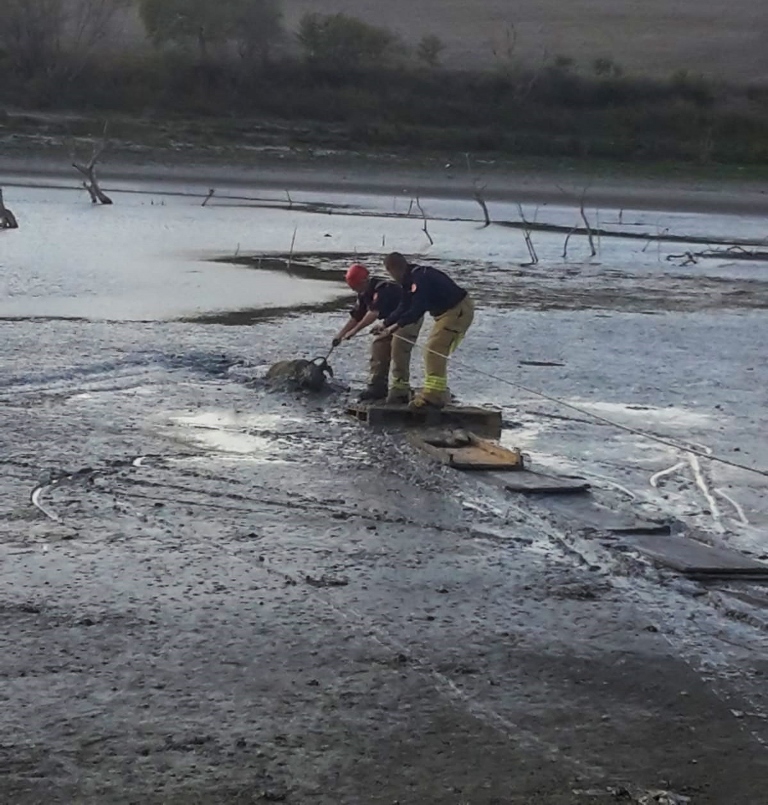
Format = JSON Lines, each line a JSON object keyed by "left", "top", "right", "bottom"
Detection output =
{"left": 421, "top": 296, "right": 475, "bottom": 402}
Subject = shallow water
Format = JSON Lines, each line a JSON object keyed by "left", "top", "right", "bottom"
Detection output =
{"left": 0, "top": 185, "right": 346, "bottom": 321}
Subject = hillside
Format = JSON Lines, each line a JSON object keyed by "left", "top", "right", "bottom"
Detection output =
{"left": 110, "top": 1, "right": 768, "bottom": 82}
{"left": 282, "top": 0, "right": 768, "bottom": 81}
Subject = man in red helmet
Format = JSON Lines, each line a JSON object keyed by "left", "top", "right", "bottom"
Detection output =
{"left": 332, "top": 263, "right": 423, "bottom": 402}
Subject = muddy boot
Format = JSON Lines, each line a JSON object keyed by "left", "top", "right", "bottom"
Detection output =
{"left": 358, "top": 384, "right": 387, "bottom": 402}
{"left": 386, "top": 389, "right": 411, "bottom": 405}
{"left": 408, "top": 394, "right": 445, "bottom": 411}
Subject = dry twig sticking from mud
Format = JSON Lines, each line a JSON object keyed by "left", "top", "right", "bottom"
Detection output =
{"left": 416, "top": 197, "right": 434, "bottom": 246}
{"left": 516, "top": 203, "right": 539, "bottom": 265}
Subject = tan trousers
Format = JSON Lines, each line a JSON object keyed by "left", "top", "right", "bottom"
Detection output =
{"left": 422, "top": 296, "right": 475, "bottom": 403}
{"left": 369, "top": 318, "right": 423, "bottom": 390}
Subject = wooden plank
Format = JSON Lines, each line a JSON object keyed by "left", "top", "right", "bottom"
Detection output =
{"left": 410, "top": 431, "right": 523, "bottom": 471}
{"left": 541, "top": 495, "right": 671, "bottom": 534}
{"left": 500, "top": 471, "right": 591, "bottom": 495}
{"left": 346, "top": 402, "right": 502, "bottom": 440}
{"left": 626, "top": 534, "right": 768, "bottom": 580}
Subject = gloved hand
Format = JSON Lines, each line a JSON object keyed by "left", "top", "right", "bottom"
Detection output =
{"left": 332, "top": 337, "right": 342, "bottom": 348}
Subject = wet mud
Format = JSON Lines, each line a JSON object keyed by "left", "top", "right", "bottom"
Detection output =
{"left": 1, "top": 176, "right": 768, "bottom": 803}
{"left": 221, "top": 251, "right": 768, "bottom": 314}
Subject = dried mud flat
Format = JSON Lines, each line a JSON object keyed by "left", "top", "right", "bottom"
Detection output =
{"left": 1, "top": 168, "right": 768, "bottom": 804}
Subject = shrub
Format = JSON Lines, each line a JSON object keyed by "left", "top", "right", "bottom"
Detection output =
{"left": 417, "top": 34, "right": 446, "bottom": 68}
{"left": 296, "top": 13, "right": 400, "bottom": 70}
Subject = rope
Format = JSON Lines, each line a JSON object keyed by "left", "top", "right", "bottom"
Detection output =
{"left": 389, "top": 332, "right": 768, "bottom": 480}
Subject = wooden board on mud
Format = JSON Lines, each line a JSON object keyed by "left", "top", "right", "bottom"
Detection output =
{"left": 626, "top": 533, "right": 768, "bottom": 580}
{"left": 409, "top": 430, "right": 524, "bottom": 471}
{"left": 496, "top": 471, "right": 591, "bottom": 495}
{"left": 346, "top": 402, "right": 502, "bottom": 440}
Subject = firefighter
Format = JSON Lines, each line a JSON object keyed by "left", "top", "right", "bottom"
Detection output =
{"left": 379, "top": 252, "right": 474, "bottom": 410}
{"left": 332, "top": 263, "right": 423, "bottom": 402}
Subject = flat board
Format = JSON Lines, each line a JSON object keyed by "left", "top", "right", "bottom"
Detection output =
{"left": 501, "top": 471, "right": 591, "bottom": 494}
{"left": 481, "top": 469, "right": 590, "bottom": 495}
{"left": 410, "top": 431, "right": 523, "bottom": 471}
{"left": 541, "top": 495, "right": 671, "bottom": 535}
{"left": 626, "top": 534, "right": 768, "bottom": 579}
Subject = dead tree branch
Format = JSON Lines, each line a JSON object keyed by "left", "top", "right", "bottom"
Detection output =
{"left": 71, "top": 122, "right": 113, "bottom": 205}
{"left": 473, "top": 182, "right": 491, "bottom": 227}
{"left": 416, "top": 197, "right": 434, "bottom": 246}
{"left": 667, "top": 245, "right": 768, "bottom": 264}
{"left": 666, "top": 251, "right": 699, "bottom": 266}
{"left": 562, "top": 226, "right": 578, "bottom": 259}
{"left": 0, "top": 189, "right": 19, "bottom": 229}
{"left": 465, "top": 153, "right": 491, "bottom": 227}
{"left": 579, "top": 191, "right": 596, "bottom": 257}
{"left": 287, "top": 226, "right": 298, "bottom": 273}
{"left": 516, "top": 203, "right": 538, "bottom": 265}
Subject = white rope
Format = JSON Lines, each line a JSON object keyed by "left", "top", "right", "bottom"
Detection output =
{"left": 389, "top": 332, "right": 768, "bottom": 480}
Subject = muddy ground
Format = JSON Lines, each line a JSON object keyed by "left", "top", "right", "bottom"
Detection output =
{"left": 1, "top": 166, "right": 768, "bottom": 804}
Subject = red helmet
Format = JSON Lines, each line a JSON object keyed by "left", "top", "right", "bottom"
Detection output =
{"left": 345, "top": 263, "right": 369, "bottom": 289}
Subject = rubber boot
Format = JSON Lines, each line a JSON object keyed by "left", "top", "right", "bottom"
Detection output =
{"left": 386, "top": 388, "right": 411, "bottom": 405}
{"left": 358, "top": 384, "right": 387, "bottom": 402}
{"left": 408, "top": 393, "right": 446, "bottom": 411}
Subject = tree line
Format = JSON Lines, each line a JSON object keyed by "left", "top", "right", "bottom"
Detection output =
{"left": 1, "top": 0, "right": 767, "bottom": 166}
{"left": 0, "top": 0, "right": 446, "bottom": 79}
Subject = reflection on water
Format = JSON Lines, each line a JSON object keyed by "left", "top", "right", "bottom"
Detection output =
{"left": 161, "top": 410, "right": 297, "bottom": 459}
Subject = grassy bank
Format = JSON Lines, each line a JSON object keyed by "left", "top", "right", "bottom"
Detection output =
{"left": 2, "top": 56, "right": 768, "bottom": 167}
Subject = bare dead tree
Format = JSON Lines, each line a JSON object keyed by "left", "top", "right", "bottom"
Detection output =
{"left": 465, "top": 153, "right": 491, "bottom": 227}
{"left": 579, "top": 190, "right": 597, "bottom": 257}
{"left": 473, "top": 182, "right": 491, "bottom": 227}
{"left": 71, "top": 123, "right": 112, "bottom": 204}
{"left": 2, "top": 0, "right": 129, "bottom": 81}
{"left": 490, "top": 22, "right": 518, "bottom": 78}
{"left": 516, "top": 203, "right": 538, "bottom": 265}
{"left": 287, "top": 226, "right": 298, "bottom": 273}
{"left": 202, "top": 188, "right": 216, "bottom": 207}
{"left": 415, "top": 197, "right": 434, "bottom": 246}
{"left": 562, "top": 226, "right": 578, "bottom": 259}
{"left": 595, "top": 210, "right": 602, "bottom": 254}
{"left": 0, "top": 189, "right": 19, "bottom": 229}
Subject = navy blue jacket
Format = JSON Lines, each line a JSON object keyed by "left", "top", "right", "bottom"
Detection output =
{"left": 350, "top": 277, "right": 403, "bottom": 322}
{"left": 384, "top": 264, "right": 467, "bottom": 328}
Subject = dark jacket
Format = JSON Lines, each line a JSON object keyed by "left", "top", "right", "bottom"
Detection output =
{"left": 384, "top": 264, "right": 467, "bottom": 328}
{"left": 350, "top": 277, "right": 403, "bottom": 322}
